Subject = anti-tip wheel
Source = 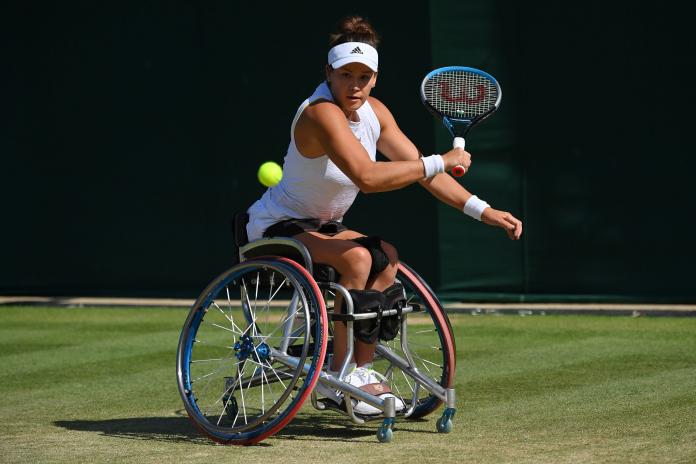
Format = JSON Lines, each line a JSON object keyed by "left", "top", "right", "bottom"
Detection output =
{"left": 377, "top": 426, "right": 394, "bottom": 443}
{"left": 436, "top": 417, "right": 453, "bottom": 433}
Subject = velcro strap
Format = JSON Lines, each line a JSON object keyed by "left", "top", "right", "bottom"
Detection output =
{"left": 358, "top": 382, "right": 392, "bottom": 396}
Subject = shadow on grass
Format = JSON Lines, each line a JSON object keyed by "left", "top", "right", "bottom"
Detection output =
{"left": 271, "top": 413, "right": 438, "bottom": 442}
{"left": 272, "top": 414, "right": 375, "bottom": 442}
{"left": 54, "top": 411, "right": 437, "bottom": 445}
{"left": 54, "top": 415, "right": 214, "bottom": 446}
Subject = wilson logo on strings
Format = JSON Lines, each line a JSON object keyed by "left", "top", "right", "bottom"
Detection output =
{"left": 440, "top": 81, "right": 485, "bottom": 104}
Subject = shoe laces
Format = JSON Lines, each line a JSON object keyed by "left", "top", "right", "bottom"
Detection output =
{"left": 365, "top": 367, "right": 388, "bottom": 384}
{"left": 345, "top": 365, "right": 388, "bottom": 388}
{"left": 344, "top": 366, "right": 371, "bottom": 388}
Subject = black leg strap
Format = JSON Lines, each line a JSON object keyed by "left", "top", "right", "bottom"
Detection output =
{"left": 379, "top": 283, "right": 406, "bottom": 341}
{"left": 339, "top": 289, "right": 386, "bottom": 344}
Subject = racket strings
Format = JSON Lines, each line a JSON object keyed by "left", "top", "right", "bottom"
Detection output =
{"left": 424, "top": 71, "right": 498, "bottom": 119}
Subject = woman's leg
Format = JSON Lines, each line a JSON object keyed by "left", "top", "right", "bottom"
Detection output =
{"left": 354, "top": 239, "right": 399, "bottom": 366}
{"left": 294, "top": 230, "right": 371, "bottom": 371}
{"left": 294, "top": 232, "right": 400, "bottom": 370}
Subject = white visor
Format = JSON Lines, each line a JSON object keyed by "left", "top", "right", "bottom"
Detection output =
{"left": 328, "top": 42, "right": 378, "bottom": 72}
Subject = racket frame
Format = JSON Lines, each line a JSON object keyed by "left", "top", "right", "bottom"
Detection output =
{"left": 420, "top": 65, "right": 502, "bottom": 142}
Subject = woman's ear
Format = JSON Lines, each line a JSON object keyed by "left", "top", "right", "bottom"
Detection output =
{"left": 325, "top": 64, "right": 333, "bottom": 83}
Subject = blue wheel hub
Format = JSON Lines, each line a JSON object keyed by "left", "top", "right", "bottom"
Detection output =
{"left": 255, "top": 342, "right": 271, "bottom": 360}
{"left": 234, "top": 335, "right": 271, "bottom": 362}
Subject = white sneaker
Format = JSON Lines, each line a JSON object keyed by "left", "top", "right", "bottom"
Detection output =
{"left": 363, "top": 366, "right": 405, "bottom": 412}
{"left": 343, "top": 365, "right": 405, "bottom": 415}
{"left": 342, "top": 366, "right": 381, "bottom": 415}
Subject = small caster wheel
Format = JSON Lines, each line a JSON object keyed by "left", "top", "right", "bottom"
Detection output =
{"left": 436, "top": 417, "right": 453, "bottom": 433}
{"left": 377, "top": 426, "right": 393, "bottom": 443}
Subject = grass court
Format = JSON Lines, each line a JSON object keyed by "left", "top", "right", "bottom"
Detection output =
{"left": 1, "top": 306, "right": 694, "bottom": 463}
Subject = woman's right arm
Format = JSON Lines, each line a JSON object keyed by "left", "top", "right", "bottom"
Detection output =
{"left": 298, "top": 101, "right": 468, "bottom": 193}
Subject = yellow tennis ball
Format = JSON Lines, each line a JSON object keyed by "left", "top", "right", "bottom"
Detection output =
{"left": 257, "top": 161, "right": 283, "bottom": 187}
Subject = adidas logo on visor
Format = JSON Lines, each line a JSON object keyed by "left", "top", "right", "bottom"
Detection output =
{"left": 327, "top": 42, "right": 378, "bottom": 72}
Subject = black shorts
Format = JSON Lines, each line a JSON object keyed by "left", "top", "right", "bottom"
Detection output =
{"left": 263, "top": 218, "right": 348, "bottom": 238}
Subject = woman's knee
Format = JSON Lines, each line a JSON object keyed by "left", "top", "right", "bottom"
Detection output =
{"left": 336, "top": 245, "right": 373, "bottom": 279}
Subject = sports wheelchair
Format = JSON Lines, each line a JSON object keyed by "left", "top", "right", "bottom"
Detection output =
{"left": 176, "top": 213, "right": 457, "bottom": 444}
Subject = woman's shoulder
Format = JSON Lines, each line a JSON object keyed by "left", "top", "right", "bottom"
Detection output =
{"left": 367, "top": 96, "right": 396, "bottom": 129}
{"left": 302, "top": 99, "right": 346, "bottom": 126}
{"left": 367, "top": 95, "right": 388, "bottom": 112}
{"left": 296, "top": 100, "right": 352, "bottom": 148}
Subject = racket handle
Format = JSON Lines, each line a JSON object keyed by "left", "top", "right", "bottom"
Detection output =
{"left": 452, "top": 137, "right": 466, "bottom": 177}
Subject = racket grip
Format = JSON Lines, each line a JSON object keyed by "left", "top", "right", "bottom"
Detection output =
{"left": 452, "top": 137, "right": 466, "bottom": 177}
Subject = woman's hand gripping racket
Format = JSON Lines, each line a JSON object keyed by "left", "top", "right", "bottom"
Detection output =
{"left": 420, "top": 66, "right": 502, "bottom": 176}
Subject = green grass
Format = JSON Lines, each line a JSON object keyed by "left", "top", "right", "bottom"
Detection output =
{"left": 1, "top": 306, "right": 695, "bottom": 463}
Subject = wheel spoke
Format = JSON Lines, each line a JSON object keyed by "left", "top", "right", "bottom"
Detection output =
{"left": 177, "top": 259, "right": 328, "bottom": 443}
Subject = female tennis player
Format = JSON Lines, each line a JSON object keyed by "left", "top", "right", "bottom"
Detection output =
{"left": 246, "top": 15, "right": 522, "bottom": 414}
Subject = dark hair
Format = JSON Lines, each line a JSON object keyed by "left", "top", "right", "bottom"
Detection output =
{"left": 328, "top": 15, "right": 379, "bottom": 49}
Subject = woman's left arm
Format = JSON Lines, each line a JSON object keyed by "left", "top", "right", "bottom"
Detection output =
{"left": 371, "top": 97, "right": 522, "bottom": 240}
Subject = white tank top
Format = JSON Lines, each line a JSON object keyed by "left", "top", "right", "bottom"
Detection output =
{"left": 246, "top": 82, "right": 381, "bottom": 241}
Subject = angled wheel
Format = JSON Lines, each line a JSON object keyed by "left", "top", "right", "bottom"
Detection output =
{"left": 176, "top": 257, "right": 328, "bottom": 444}
{"left": 373, "top": 262, "right": 456, "bottom": 419}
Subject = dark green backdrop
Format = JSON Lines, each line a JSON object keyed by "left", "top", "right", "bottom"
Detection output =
{"left": 3, "top": 1, "right": 695, "bottom": 302}
{"left": 431, "top": 1, "right": 696, "bottom": 302}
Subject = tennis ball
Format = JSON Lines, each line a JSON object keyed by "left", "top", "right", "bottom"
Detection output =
{"left": 257, "top": 161, "right": 283, "bottom": 187}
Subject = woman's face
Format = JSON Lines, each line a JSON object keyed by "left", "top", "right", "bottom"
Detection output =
{"left": 326, "top": 62, "right": 377, "bottom": 116}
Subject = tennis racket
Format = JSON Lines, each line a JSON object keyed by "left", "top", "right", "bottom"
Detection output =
{"left": 420, "top": 66, "right": 502, "bottom": 176}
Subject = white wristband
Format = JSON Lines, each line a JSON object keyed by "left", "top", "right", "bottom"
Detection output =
{"left": 421, "top": 154, "right": 445, "bottom": 178}
{"left": 463, "top": 195, "right": 490, "bottom": 221}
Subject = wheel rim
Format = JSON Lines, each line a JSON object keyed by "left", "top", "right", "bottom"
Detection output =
{"left": 177, "top": 259, "right": 326, "bottom": 441}
{"left": 373, "top": 263, "right": 456, "bottom": 419}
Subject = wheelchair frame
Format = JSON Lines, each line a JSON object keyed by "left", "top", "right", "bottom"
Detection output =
{"left": 176, "top": 232, "right": 457, "bottom": 444}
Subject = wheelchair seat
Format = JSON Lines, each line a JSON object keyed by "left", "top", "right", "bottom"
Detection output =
{"left": 233, "top": 211, "right": 340, "bottom": 283}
